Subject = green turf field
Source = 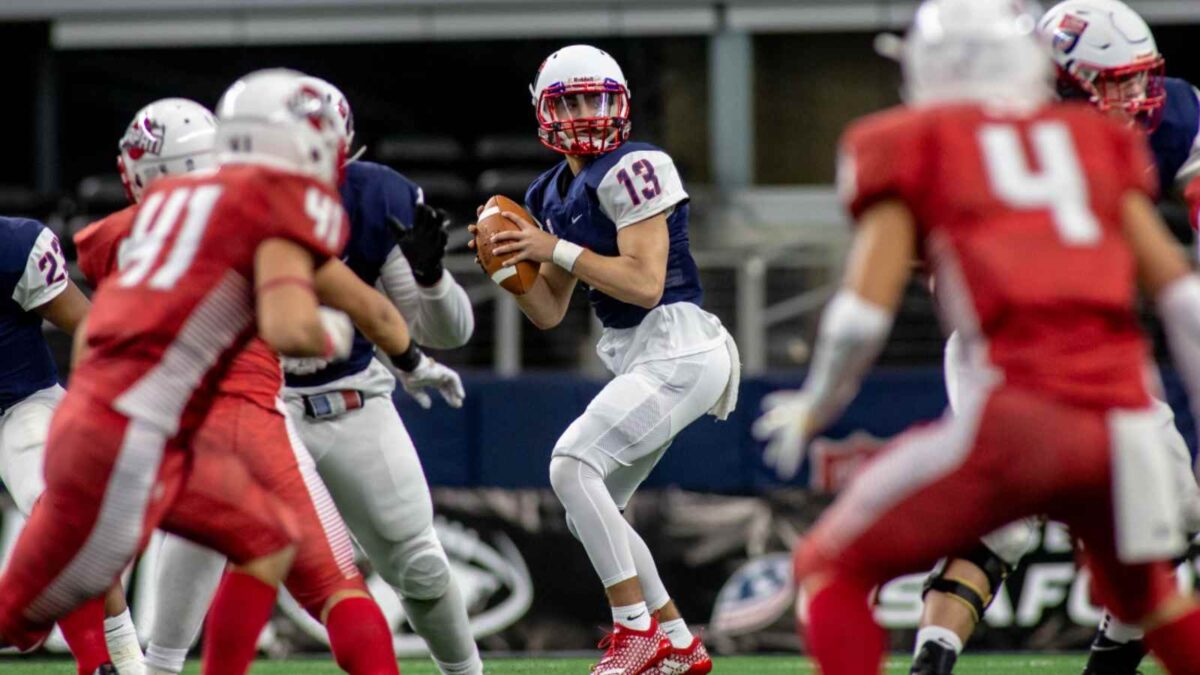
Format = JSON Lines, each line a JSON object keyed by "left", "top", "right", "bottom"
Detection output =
{"left": 0, "top": 654, "right": 1168, "bottom": 674}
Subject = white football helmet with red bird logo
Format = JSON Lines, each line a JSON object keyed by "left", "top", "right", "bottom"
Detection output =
{"left": 117, "top": 97, "right": 216, "bottom": 204}
{"left": 215, "top": 68, "right": 347, "bottom": 187}
{"left": 1039, "top": 0, "right": 1166, "bottom": 130}
{"left": 298, "top": 75, "right": 363, "bottom": 163}
{"left": 531, "top": 45, "right": 631, "bottom": 156}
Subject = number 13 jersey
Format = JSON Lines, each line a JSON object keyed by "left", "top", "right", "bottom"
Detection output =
{"left": 841, "top": 102, "right": 1158, "bottom": 410}
{"left": 524, "top": 141, "right": 702, "bottom": 329}
{"left": 72, "top": 165, "right": 347, "bottom": 437}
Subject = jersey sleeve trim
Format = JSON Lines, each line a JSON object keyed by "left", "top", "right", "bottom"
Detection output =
{"left": 15, "top": 227, "right": 68, "bottom": 311}
{"left": 596, "top": 150, "right": 689, "bottom": 229}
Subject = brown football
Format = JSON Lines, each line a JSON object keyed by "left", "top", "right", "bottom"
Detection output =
{"left": 475, "top": 195, "right": 540, "bottom": 296}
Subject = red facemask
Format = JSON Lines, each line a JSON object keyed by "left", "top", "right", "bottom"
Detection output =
{"left": 535, "top": 79, "right": 631, "bottom": 156}
{"left": 1064, "top": 56, "right": 1167, "bottom": 132}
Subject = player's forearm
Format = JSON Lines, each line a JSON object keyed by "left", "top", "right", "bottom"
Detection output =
{"left": 570, "top": 250, "right": 664, "bottom": 309}
{"left": 408, "top": 271, "right": 475, "bottom": 348}
{"left": 317, "top": 259, "right": 412, "bottom": 355}
{"left": 70, "top": 315, "right": 90, "bottom": 369}
{"left": 516, "top": 266, "right": 573, "bottom": 330}
{"left": 801, "top": 290, "right": 893, "bottom": 429}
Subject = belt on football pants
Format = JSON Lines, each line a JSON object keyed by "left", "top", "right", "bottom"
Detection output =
{"left": 301, "top": 390, "right": 365, "bottom": 419}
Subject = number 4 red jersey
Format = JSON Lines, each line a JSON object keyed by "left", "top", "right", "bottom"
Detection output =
{"left": 71, "top": 165, "right": 348, "bottom": 436}
{"left": 840, "top": 102, "right": 1159, "bottom": 409}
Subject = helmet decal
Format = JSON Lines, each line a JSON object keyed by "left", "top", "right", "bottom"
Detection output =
{"left": 121, "top": 116, "right": 165, "bottom": 161}
{"left": 1052, "top": 14, "right": 1088, "bottom": 55}
{"left": 287, "top": 85, "right": 329, "bottom": 132}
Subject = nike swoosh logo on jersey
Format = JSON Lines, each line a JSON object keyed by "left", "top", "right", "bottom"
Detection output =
{"left": 572, "top": 214, "right": 583, "bottom": 223}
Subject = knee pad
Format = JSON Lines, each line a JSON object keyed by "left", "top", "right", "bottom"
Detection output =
{"left": 385, "top": 527, "right": 451, "bottom": 601}
{"left": 921, "top": 546, "right": 1011, "bottom": 623}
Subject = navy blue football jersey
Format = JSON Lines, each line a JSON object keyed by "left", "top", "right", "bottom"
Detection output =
{"left": 0, "top": 218, "right": 68, "bottom": 410}
{"left": 524, "top": 142, "right": 703, "bottom": 329}
{"left": 286, "top": 160, "right": 421, "bottom": 388}
{"left": 1150, "top": 77, "right": 1200, "bottom": 197}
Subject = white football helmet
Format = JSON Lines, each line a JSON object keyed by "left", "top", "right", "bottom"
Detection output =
{"left": 215, "top": 68, "right": 346, "bottom": 187}
{"left": 902, "top": 0, "right": 1053, "bottom": 108}
{"left": 117, "top": 98, "right": 216, "bottom": 204}
{"left": 531, "top": 45, "right": 631, "bottom": 155}
{"left": 1039, "top": 0, "right": 1166, "bottom": 129}
{"left": 298, "top": 75, "right": 363, "bottom": 162}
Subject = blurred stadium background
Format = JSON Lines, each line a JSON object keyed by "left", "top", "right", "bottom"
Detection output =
{"left": 2, "top": 0, "right": 1200, "bottom": 664}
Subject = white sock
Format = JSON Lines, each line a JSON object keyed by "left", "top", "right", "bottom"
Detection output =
{"left": 1101, "top": 613, "right": 1145, "bottom": 644}
{"left": 914, "top": 625, "right": 964, "bottom": 657}
{"left": 660, "top": 618, "right": 694, "bottom": 649}
{"left": 612, "top": 602, "right": 652, "bottom": 632}
{"left": 144, "top": 644, "right": 188, "bottom": 675}
{"left": 104, "top": 609, "right": 145, "bottom": 675}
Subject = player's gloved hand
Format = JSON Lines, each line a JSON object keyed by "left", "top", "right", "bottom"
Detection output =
{"left": 281, "top": 356, "right": 329, "bottom": 375}
{"left": 319, "top": 307, "right": 355, "bottom": 362}
{"left": 389, "top": 203, "right": 450, "bottom": 287}
{"left": 752, "top": 389, "right": 815, "bottom": 480}
{"left": 388, "top": 343, "right": 465, "bottom": 409}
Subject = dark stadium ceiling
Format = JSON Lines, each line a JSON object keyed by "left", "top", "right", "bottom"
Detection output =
{"left": 2, "top": 0, "right": 1194, "bottom": 50}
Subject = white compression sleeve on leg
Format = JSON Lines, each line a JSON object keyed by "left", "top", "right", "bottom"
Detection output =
{"left": 144, "top": 534, "right": 227, "bottom": 674}
{"left": 803, "top": 289, "right": 893, "bottom": 426}
{"left": 549, "top": 456, "right": 637, "bottom": 587}
{"left": 626, "top": 524, "right": 669, "bottom": 613}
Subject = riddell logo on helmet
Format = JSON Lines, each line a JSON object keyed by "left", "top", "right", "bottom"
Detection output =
{"left": 120, "top": 117, "right": 164, "bottom": 161}
{"left": 1052, "top": 14, "right": 1088, "bottom": 55}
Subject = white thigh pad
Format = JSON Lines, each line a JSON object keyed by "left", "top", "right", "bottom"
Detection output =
{"left": 0, "top": 385, "right": 63, "bottom": 514}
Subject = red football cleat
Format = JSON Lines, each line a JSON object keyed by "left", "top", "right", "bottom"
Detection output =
{"left": 646, "top": 637, "right": 714, "bottom": 675}
{"left": 589, "top": 619, "right": 672, "bottom": 675}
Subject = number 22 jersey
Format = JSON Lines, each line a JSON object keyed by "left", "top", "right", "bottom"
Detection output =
{"left": 71, "top": 165, "right": 347, "bottom": 436}
{"left": 840, "top": 102, "right": 1157, "bottom": 410}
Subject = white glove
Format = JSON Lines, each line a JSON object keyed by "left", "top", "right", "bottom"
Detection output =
{"left": 319, "top": 307, "right": 355, "bottom": 362}
{"left": 395, "top": 354, "right": 465, "bottom": 409}
{"left": 281, "top": 356, "right": 329, "bottom": 375}
{"left": 752, "top": 389, "right": 815, "bottom": 480}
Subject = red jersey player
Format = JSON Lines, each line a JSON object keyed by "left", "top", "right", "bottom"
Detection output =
{"left": 74, "top": 93, "right": 446, "bottom": 675}
{"left": 752, "top": 1, "right": 1200, "bottom": 673}
{"left": 0, "top": 69, "right": 360, "bottom": 675}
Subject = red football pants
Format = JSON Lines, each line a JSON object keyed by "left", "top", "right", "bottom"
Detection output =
{"left": 0, "top": 391, "right": 297, "bottom": 648}
{"left": 193, "top": 395, "right": 364, "bottom": 616}
{"left": 795, "top": 387, "right": 1183, "bottom": 666}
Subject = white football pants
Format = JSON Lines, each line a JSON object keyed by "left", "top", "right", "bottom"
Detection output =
{"left": 549, "top": 344, "right": 732, "bottom": 601}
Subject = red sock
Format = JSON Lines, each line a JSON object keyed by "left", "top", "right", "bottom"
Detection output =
{"left": 326, "top": 596, "right": 400, "bottom": 675}
{"left": 201, "top": 571, "right": 278, "bottom": 675}
{"left": 804, "top": 577, "right": 884, "bottom": 675}
{"left": 1145, "top": 606, "right": 1200, "bottom": 675}
{"left": 59, "top": 596, "right": 111, "bottom": 675}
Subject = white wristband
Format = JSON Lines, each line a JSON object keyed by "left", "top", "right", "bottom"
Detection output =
{"left": 552, "top": 238, "right": 585, "bottom": 272}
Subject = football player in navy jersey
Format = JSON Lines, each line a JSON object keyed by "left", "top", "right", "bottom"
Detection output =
{"left": 283, "top": 77, "right": 482, "bottom": 675}
{"left": 138, "top": 78, "right": 482, "bottom": 675}
{"left": 469, "top": 45, "right": 739, "bottom": 674}
{"left": 0, "top": 217, "right": 99, "bottom": 669}
{"left": 905, "top": 3, "right": 1200, "bottom": 674}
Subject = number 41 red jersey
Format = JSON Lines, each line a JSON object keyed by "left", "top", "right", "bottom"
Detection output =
{"left": 71, "top": 165, "right": 348, "bottom": 436}
{"left": 839, "top": 102, "right": 1159, "bottom": 409}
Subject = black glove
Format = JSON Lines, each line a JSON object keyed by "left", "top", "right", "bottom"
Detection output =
{"left": 389, "top": 203, "right": 450, "bottom": 287}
